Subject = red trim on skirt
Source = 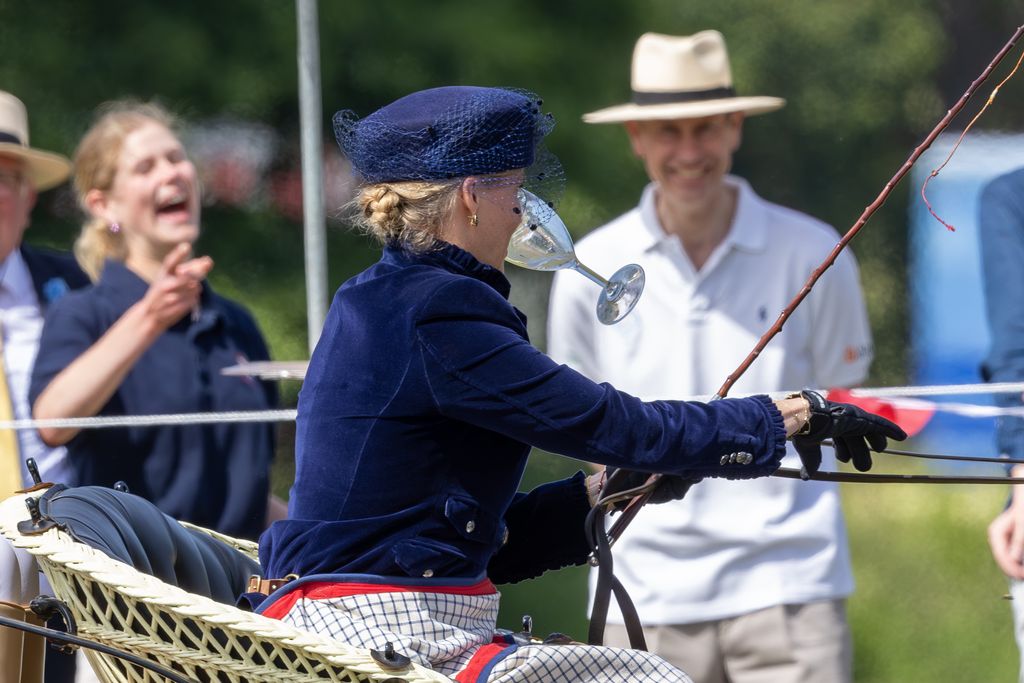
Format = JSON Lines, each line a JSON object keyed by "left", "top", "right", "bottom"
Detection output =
{"left": 455, "top": 642, "right": 510, "bottom": 683}
{"left": 261, "top": 577, "right": 497, "bottom": 620}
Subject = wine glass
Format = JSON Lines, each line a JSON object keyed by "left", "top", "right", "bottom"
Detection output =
{"left": 505, "top": 189, "right": 645, "bottom": 325}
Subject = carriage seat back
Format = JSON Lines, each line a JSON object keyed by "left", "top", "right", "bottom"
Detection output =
{"left": 34, "top": 486, "right": 259, "bottom": 605}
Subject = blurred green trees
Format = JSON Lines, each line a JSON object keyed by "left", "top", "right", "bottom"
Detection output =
{"left": 4, "top": 0, "right": 1020, "bottom": 385}
{"left": 3, "top": 0, "right": 1023, "bottom": 678}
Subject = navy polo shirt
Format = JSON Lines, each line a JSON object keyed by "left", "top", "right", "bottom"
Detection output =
{"left": 260, "top": 242, "right": 785, "bottom": 584}
{"left": 30, "top": 260, "right": 276, "bottom": 540}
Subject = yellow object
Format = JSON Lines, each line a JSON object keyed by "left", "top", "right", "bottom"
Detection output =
{"left": 0, "top": 325, "right": 22, "bottom": 496}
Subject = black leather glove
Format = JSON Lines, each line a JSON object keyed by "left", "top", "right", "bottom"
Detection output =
{"left": 598, "top": 468, "right": 697, "bottom": 511}
{"left": 792, "top": 389, "right": 907, "bottom": 477}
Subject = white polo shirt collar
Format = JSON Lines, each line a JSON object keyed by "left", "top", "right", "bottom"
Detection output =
{"left": 636, "top": 175, "right": 769, "bottom": 261}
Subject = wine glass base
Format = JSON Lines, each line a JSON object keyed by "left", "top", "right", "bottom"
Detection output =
{"left": 596, "top": 264, "right": 645, "bottom": 325}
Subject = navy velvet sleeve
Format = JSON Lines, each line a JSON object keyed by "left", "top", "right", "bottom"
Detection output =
{"left": 415, "top": 278, "right": 787, "bottom": 479}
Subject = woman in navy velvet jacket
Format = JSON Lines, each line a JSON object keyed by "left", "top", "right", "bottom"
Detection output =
{"left": 256, "top": 86, "right": 903, "bottom": 682}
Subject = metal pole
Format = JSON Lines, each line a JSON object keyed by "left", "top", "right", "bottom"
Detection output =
{"left": 296, "top": 0, "right": 328, "bottom": 353}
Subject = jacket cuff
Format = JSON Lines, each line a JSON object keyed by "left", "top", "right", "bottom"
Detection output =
{"left": 694, "top": 394, "right": 787, "bottom": 480}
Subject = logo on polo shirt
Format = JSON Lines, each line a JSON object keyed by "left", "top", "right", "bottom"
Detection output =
{"left": 843, "top": 343, "right": 872, "bottom": 363}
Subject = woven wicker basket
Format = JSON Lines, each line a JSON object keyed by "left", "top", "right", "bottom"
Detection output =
{"left": 0, "top": 492, "right": 453, "bottom": 683}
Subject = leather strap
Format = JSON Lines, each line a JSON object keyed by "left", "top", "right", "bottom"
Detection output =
{"left": 585, "top": 504, "right": 647, "bottom": 650}
{"left": 246, "top": 574, "right": 297, "bottom": 596}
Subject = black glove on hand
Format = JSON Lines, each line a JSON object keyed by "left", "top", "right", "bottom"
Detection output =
{"left": 599, "top": 468, "right": 696, "bottom": 511}
{"left": 792, "top": 389, "right": 907, "bottom": 478}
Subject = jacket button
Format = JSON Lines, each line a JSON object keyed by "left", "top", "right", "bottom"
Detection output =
{"left": 465, "top": 520, "right": 476, "bottom": 533}
{"left": 422, "top": 569, "right": 434, "bottom": 578}
{"left": 741, "top": 452, "right": 753, "bottom": 464}
{"left": 720, "top": 455, "right": 729, "bottom": 465}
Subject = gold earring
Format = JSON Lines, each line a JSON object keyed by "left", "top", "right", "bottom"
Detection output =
{"left": 469, "top": 214, "right": 479, "bottom": 226}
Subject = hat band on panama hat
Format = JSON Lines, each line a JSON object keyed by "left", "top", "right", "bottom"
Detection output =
{"left": 0, "top": 132, "right": 21, "bottom": 145}
{"left": 631, "top": 86, "right": 736, "bottom": 106}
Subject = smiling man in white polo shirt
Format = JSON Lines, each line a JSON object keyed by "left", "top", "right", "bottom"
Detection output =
{"left": 548, "top": 31, "right": 872, "bottom": 683}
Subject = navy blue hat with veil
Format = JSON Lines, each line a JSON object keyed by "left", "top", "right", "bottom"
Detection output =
{"left": 333, "top": 86, "right": 565, "bottom": 209}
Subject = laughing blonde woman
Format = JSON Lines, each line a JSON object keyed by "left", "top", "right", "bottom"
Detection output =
{"left": 30, "top": 101, "right": 280, "bottom": 541}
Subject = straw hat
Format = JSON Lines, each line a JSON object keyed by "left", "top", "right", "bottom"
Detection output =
{"left": 584, "top": 31, "right": 785, "bottom": 124}
{"left": 0, "top": 90, "right": 71, "bottom": 190}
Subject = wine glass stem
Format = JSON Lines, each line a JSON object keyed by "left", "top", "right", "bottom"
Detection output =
{"left": 575, "top": 262, "right": 626, "bottom": 301}
{"left": 574, "top": 261, "right": 612, "bottom": 289}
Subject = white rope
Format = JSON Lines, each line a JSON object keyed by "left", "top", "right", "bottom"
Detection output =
{"left": 0, "top": 381, "right": 1019, "bottom": 432}
{"left": 894, "top": 400, "right": 1024, "bottom": 418}
{"left": 845, "top": 381, "right": 1024, "bottom": 399}
{"left": 673, "top": 380, "right": 1024, "bottom": 402}
{"left": 0, "top": 409, "right": 296, "bottom": 431}
{"left": 674, "top": 381, "right": 1024, "bottom": 418}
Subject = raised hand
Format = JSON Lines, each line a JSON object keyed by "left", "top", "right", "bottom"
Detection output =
{"left": 140, "top": 243, "right": 214, "bottom": 330}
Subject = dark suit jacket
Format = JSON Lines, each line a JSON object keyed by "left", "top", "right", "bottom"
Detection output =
{"left": 19, "top": 244, "right": 89, "bottom": 309}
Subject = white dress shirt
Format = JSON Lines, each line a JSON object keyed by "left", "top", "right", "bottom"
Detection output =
{"left": 0, "top": 248, "right": 71, "bottom": 487}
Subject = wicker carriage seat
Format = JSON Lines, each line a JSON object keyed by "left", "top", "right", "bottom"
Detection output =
{"left": 1, "top": 487, "right": 454, "bottom": 682}
{"left": 33, "top": 485, "right": 259, "bottom": 605}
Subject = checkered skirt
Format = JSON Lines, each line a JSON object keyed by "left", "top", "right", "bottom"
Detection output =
{"left": 273, "top": 581, "right": 691, "bottom": 682}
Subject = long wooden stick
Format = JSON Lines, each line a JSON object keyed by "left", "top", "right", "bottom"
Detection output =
{"left": 716, "top": 23, "right": 1024, "bottom": 399}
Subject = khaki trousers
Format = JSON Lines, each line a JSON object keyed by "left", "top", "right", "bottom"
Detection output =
{"left": 604, "top": 599, "right": 852, "bottom": 683}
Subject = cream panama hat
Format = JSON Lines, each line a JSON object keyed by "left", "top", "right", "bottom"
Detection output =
{"left": 0, "top": 90, "right": 71, "bottom": 190}
{"left": 583, "top": 31, "right": 785, "bottom": 124}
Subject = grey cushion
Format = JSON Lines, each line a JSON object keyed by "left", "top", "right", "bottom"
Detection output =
{"left": 36, "top": 486, "right": 260, "bottom": 605}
